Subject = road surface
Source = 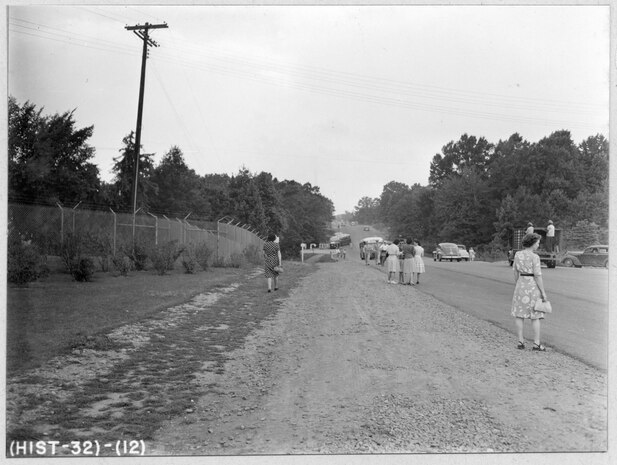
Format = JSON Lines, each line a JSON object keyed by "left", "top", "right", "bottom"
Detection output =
{"left": 344, "top": 223, "right": 609, "bottom": 370}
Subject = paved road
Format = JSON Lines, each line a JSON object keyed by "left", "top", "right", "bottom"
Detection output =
{"left": 408, "top": 260, "right": 608, "bottom": 370}
{"left": 342, "top": 224, "right": 609, "bottom": 370}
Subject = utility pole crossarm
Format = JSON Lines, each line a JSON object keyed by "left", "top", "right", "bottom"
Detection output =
{"left": 125, "top": 23, "right": 168, "bottom": 31}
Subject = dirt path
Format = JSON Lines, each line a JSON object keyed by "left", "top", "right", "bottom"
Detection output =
{"left": 150, "top": 257, "right": 607, "bottom": 454}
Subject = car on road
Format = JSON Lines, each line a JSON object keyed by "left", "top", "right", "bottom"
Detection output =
{"left": 433, "top": 243, "right": 462, "bottom": 262}
{"left": 363, "top": 226, "right": 370, "bottom": 231}
{"left": 359, "top": 236, "right": 383, "bottom": 260}
{"left": 457, "top": 245, "right": 470, "bottom": 261}
{"left": 561, "top": 245, "right": 608, "bottom": 268}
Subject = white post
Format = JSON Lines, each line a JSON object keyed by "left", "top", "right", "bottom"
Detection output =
{"left": 56, "top": 202, "right": 64, "bottom": 244}
{"left": 110, "top": 208, "right": 117, "bottom": 255}
{"left": 148, "top": 212, "right": 158, "bottom": 245}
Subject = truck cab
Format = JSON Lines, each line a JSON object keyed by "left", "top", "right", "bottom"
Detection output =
{"left": 508, "top": 227, "right": 562, "bottom": 268}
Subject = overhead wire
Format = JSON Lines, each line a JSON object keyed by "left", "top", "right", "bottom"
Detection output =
{"left": 10, "top": 10, "right": 607, "bottom": 136}
{"left": 161, "top": 38, "right": 604, "bottom": 114}
{"left": 151, "top": 47, "right": 602, "bottom": 131}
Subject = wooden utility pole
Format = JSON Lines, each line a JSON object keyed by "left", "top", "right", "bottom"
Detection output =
{"left": 125, "top": 22, "right": 168, "bottom": 242}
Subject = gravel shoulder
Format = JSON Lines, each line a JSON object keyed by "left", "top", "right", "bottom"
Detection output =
{"left": 150, "top": 257, "right": 608, "bottom": 456}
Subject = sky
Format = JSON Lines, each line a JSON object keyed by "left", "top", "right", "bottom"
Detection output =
{"left": 7, "top": 2, "right": 610, "bottom": 215}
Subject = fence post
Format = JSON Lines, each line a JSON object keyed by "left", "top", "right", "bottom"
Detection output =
{"left": 110, "top": 208, "right": 117, "bottom": 255}
{"left": 176, "top": 218, "right": 184, "bottom": 244}
{"left": 71, "top": 201, "right": 82, "bottom": 233}
{"left": 56, "top": 202, "right": 64, "bottom": 244}
{"left": 184, "top": 212, "right": 191, "bottom": 245}
{"left": 163, "top": 215, "right": 171, "bottom": 243}
{"left": 148, "top": 212, "right": 158, "bottom": 245}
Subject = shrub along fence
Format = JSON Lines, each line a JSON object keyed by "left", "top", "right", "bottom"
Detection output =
{"left": 7, "top": 202, "right": 264, "bottom": 267}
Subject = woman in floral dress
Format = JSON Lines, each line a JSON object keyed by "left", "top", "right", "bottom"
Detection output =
{"left": 511, "top": 233, "right": 549, "bottom": 351}
{"left": 263, "top": 233, "right": 282, "bottom": 292}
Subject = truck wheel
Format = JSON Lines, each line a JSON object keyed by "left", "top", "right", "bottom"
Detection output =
{"left": 604, "top": 259, "right": 608, "bottom": 268}
{"left": 508, "top": 260, "right": 513, "bottom": 267}
{"left": 562, "top": 258, "right": 574, "bottom": 267}
{"left": 547, "top": 261, "right": 556, "bottom": 269}
{"left": 457, "top": 258, "right": 461, "bottom": 262}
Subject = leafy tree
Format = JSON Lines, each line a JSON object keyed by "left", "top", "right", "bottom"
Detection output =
{"left": 149, "top": 145, "right": 208, "bottom": 217}
{"left": 429, "top": 134, "right": 494, "bottom": 187}
{"left": 110, "top": 132, "right": 157, "bottom": 211}
{"left": 228, "top": 168, "right": 267, "bottom": 233}
{"left": 578, "top": 134, "right": 609, "bottom": 194}
{"left": 255, "top": 172, "right": 287, "bottom": 234}
{"left": 276, "top": 180, "right": 334, "bottom": 257}
{"left": 353, "top": 197, "right": 380, "bottom": 224}
{"left": 8, "top": 97, "right": 101, "bottom": 204}
{"left": 432, "top": 167, "right": 495, "bottom": 245}
{"left": 564, "top": 220, "right": 601, "bottom": 250}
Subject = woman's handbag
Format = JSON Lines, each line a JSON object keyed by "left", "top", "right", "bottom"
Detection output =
{"left": 273, "top": 266, "right": 284, "bottom": 273}
{"left": 533, "top": 300, "right": 552, "bottom": 313}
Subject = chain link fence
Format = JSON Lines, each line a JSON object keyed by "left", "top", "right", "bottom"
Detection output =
{"left": 7, "top": 202, "right": 264, "bottom": 264}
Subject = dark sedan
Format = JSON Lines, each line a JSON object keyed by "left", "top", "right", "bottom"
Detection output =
{"left": 561, "top": 245, "right": 608, "bottom": 268}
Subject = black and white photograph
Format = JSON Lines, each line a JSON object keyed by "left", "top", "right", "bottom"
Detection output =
{"left": 2, "top": 1, "right": 614, "bottom": 464}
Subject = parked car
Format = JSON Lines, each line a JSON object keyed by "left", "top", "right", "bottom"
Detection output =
{"left": 433, "top": 243, "right": 462, "bottom": 262}
{"left": 561, "top": 245, "right": 608, "bottom": 268}
{"left": 359, "top": 236, "right": 383, "bottom": 260}
{"left": 363, "top": 226, "right": 370, "bottom": 231}
{"left": 457, "top": 245, "right": 470, "bottom": 261}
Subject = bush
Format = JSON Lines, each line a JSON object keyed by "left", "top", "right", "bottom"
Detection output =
{"left": 229, "top": 252, "right": 246, "bottom": 268}
{"left": 60, "top": 233, "right": 84, "bottom": 275}
{"left": 182, "top": 247, "right": 197, "bottom": 274}
{"left": 112, "top": 253, "right": 132, "bottom": 276}
{"left": 125, "top": 242, "right": 149, "bottom": 271}
{"left": 194, "top": 242, "right": 214, "bottom": 270}
{"left": 243, "top": 244, "right": 262, "bottom": 265}
{"left": 7, "top": 234, "right": 46, "bottom": 286}
{"left": 71, "top": 257, "right": 96, "bottom": 282}
{"left": 84, "top": 232, "right": 114, "bottom": 272}
{"left": 211, "top": 255, "right": 228, "bottom": 268}
{"left": 150, "top": 241, "right": 183, "bottom": 275}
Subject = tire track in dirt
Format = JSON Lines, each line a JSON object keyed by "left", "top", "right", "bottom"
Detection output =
{"left": 5, "top": 264, "right": 314, "bottom": 456}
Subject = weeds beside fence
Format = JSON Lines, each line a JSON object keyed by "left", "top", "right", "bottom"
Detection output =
{"left": 7, "top": 202, "right": 264, "bottom": 284}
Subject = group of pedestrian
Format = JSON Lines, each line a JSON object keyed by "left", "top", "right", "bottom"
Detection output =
{"left": 376, "top": 238, "right": 425, "bottom": 285}
{"left": 267, "top": 229, "right": 548, "bottom": 353}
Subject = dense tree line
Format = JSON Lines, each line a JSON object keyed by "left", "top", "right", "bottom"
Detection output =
{"left": 8, "top": 97, "right": 334, "bottom": 257}
{"left": 353, "top": 131, "right": 608, "bottom": 251}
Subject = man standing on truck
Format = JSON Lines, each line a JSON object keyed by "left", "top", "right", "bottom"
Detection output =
{"left": 526, "top": 222, "right": 534, "bottom": 235}
{"left": 546, "top": 220, "right": 555, "bottom": 252}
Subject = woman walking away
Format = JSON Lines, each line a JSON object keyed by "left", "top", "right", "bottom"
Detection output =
{"left": 400, "top": 239, "right": 415, "bottom": 285}
{"left": 385, "top": 239, "right": 401, "bottom": 284}
{"left": 263, "top": 233, "right": 282, "bottom": 292}
{"left": 412, "top": 240, "right": 425, "bottom": 284}
{"left": 511, "top": 233, "right": 549, "bottom": 351}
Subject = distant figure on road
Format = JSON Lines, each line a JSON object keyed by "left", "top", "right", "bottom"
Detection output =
{"left": 469, "top": 247, "right": 476, "bottom": 261}
{"left": 525, "top": 222, "right": 534, "bottom": 235}
{"left": 263, "top": 233, "right": 282, "bottom": 293}
{"left": 363, "top": 242, "right": 374, "bottom": 265}
{"left": 511, "top": 233, "right": 549, "bottom": 351}
{"left": 385, "top": 240, "right": 401, "bottom": 284}
{"left": 412, "top": 240, "right": 425, "bottom": 284}
{"left": 400, "top": 239, "right": 415, "bottom": 285}
{"left": 379, "top": 241, "right": 388, "bottom": 266}
{"left": 546, "top": 220, "right": 555, "bottom": 252}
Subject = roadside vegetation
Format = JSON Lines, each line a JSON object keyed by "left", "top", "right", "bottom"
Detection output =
{"left": 349, "top": 132, "right": 608, "bottom": 253}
